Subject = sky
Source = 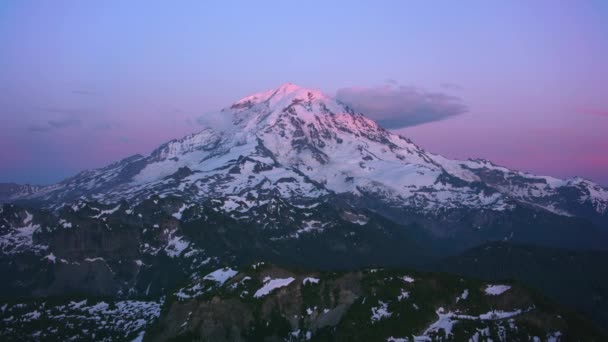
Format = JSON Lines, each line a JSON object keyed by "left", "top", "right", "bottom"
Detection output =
{"left": 0, "top": 1, "right": 607, "bottom": 185}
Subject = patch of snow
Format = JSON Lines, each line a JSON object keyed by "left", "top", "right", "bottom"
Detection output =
{"left": 24, "top": 211, "right": 33, "bottom": 224}
{"left": 23, "top": 310, "right": 41, "bottom": 320}
{"left": 253, "top": 277, "right": 295, "bottom": 298}
{"left": 479, "top": 309, "right": 521, "bottom": 320}
{"left": 456, "top": 289, "right": 469, "bottom": 302}
{"left": 42, "top": 253, "right": 56, "bottom": 263}
{"left": 203, "top": 267, "right": 238, "bottom": 285}
{"left": 402, "top": 275, "right": 415, "bottom": 283}
{"left": 302, "top": 277, "right": 320, "bottom": 285}
{"left": 172, "top": 204, "right": 194, "bottom": 220}
{"left": 87, "top": 301, "right": 109, "bottom": 314}
{"left": 164, "top": 236, "right": 190, "bottom": 258}
{"left": 69, "top": 300, "right": 87, "bottom": 309}
{"left": 90, "top": 204, "right": 121, "bottom": 219}
{"left": 84, "top": 257, "right": 105, "bottom": 262}
{"left": 290, "top": 220, "right": 330, "bottom": 237}
{"left": 397, "top": 289, "right": 410, "bottom": 301}
{"left": 484, "top": 284, "right": 511, "bottom": 296}
{"left": 0, "top": 218, "right": 45, "bottom": 255}
{"left": 371, "top": 301, "right": 392, "bottom": 323}
{"left": 59, "top": 219, "right": 72, "bottom": 228}
{"left": 547, "top": 331, "right": 562, "bottom": 342}
{"left": 418, "top": 307, "right": 462, "bottom": 339}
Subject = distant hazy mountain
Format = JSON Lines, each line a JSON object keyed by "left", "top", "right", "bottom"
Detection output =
{"left": 0, "top": 183, "right": 41, "bottom": 202}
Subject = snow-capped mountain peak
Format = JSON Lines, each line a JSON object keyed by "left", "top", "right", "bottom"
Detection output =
{"left": 7, "top": 84, "right": 608, "bottom": 222}
{"left": 231, "top": 83, "right": 328, "bottom": 110}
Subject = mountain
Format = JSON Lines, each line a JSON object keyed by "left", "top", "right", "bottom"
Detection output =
{"left": 2, "top": 83, "right": 608, "bottom": 339}
{"left": 7, "top": 83, "right": 608, "bottom": 223}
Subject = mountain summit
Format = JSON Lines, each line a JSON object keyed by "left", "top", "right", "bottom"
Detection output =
{"left": 12, "top": 83, "right": 607, "bottom": 222}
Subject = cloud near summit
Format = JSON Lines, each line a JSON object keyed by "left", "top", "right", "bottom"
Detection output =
{"left": 335, "top": 85, "right": 467, "bottom": 129}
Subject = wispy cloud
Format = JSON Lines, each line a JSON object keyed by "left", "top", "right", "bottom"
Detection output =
{"left": 196, "top": 110, "right": 234, "bottom": 131}
{"left": 49, "top": 118, "right": 81, "bottom": 128}
{"left": 92, "top": 121, "right": 121, "bottom": 130}
{"left": 385, "top": 78, "right": 399, "bottom": 86}
{"left": 29, "top": 118, "right": 81, "bottom": 132}
{"left": 336, "top": 84, "right": 468, "bottom": 129}
{"left": 72, "top": 89, "right": 100, "bottom": 96}
{"left": 118, "top": 136, "right": 133, "bottom": 144}
{"left": 440, "top": 82, "right": 462, "bottom": 91}
{"left": 42, "top": 106, "right": 97, "bottom": 116}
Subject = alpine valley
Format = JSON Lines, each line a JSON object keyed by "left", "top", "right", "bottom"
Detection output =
{"left": 1, "top": 84, "right": 607, "bottom": 341}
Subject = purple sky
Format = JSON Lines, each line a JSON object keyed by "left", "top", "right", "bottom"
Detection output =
{"left": 1, "top": 1, "right": 607, "bottom": 185}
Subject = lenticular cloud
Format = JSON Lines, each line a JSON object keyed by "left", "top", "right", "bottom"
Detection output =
{"left": 336, "top": 84, "right": 467, "bottom": 129}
